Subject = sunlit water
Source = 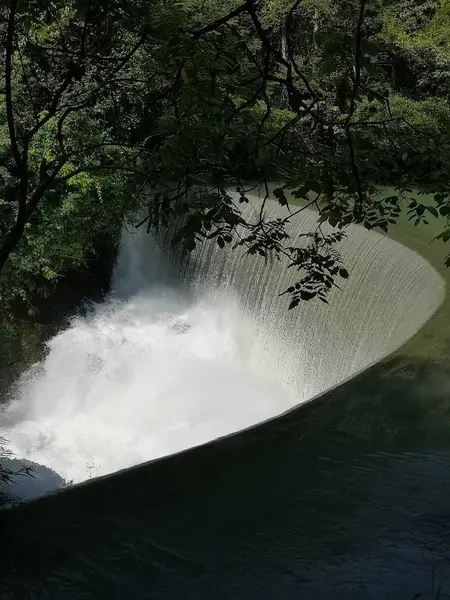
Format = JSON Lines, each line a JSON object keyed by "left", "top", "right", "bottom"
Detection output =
{"left": 0, "top": 200, "right": 449, "bottom": 600}
{"left": 0, "top": 288, "right": 291, "bottom": 487}
{"left": 0, "top": 198, "right": 444, "bottom": 499}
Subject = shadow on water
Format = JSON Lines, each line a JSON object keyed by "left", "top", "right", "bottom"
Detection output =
{"left": 2, "top": 342, "right": 450, "bottom": 599}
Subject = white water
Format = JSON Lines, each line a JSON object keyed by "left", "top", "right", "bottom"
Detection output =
{"left": 0, "top": 197, "right": 445, "bottom": 497}
{"left": 0, "top": 234, "right": 292, "bottom": 489}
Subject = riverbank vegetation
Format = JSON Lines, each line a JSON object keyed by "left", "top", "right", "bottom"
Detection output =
{"left": 2, "top": 0, "right": 450, "bottom": 314}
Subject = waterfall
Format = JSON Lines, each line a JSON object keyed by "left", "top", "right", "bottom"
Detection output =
{"left": 0, "top": 197, "right": 444, "bottom": 499}
{"left": 184, "top": 199, "right": 445, "bottom": 400}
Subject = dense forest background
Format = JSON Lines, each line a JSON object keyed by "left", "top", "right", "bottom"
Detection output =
{"left": 1, "top": 0, "right": 450, "bottom": 382}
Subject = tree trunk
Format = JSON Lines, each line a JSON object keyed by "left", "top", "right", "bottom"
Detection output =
{"left": 281, "top": 19, "right": 290, "bottom": 109}
{"left": 0, "top": 219, "right": 27, "bottom": 274}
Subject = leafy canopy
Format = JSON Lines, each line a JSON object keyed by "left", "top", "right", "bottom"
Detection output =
{"left": 1, "top": 0, "right": 450, "bottom": 312}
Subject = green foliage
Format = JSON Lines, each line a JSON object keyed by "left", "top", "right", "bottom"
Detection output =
{"left": 1, "top": 0, "right": 450, "bottom": 312}
{"left": 0, "top": 437, "right": 33, "bottom": 507}
{"left": 3, "top": 0, "right": 450, "bottom": 494}
{"left": 0, "top": 0, "right": 153, "bottom": 307}
{"left": 383, "top": 0, "right": 450, "bottom": 53}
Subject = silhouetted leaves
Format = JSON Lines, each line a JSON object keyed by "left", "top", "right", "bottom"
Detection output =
{"left": 280, "top": 230, "right": 348, "bottom": 307}
{"left": 3, "top": 0, "right": 450, "bottom": 322}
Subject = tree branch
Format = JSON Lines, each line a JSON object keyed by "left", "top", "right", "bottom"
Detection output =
{"left": 59, "top": 26, "right": 149, "bottom": 115}
{"left": 27, "top": 71, "right": 74, "bottom": 139}
{"left": 285, "top": 0, "right": 318, "bottom": 101}
{"left": 5, "top": 0, "right": 22, "bottom": 170}
{"left": 348, "top": 0, "right": 366, "bottom": 120}
{"left": 246, "top": 0, "right": 320, "bottom": 119}
{"left": 345, "top": 0, "right": 367, "bottom": 208}
{"left": 16, "top": 33, "right": 39, "bottom": 124}
{"left": 345, "top": 124, "right": 364, "bottom": 208}
{"left": 79, "top": 0, "right": 91, "bottom": 60}
{"left": 192, "top": 2, "right": 250, "bottom": 39}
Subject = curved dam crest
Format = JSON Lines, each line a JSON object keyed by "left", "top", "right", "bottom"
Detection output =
{"left": 128, "top": 196, "right": 445, "bottom": 402}
{"left": 0, "top": 196, "right": 445, "bottom": 497}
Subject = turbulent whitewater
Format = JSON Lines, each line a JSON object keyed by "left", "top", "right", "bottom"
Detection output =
{"left": 0, "top": 197, "right": 445, "bottom": 494}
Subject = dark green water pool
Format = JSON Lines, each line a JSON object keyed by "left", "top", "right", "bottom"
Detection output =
{"left": 1, "top": 193, "right": 450, "bottom": 599}
{"left": 2, "top": 341, "right": 450, "bottom": 599}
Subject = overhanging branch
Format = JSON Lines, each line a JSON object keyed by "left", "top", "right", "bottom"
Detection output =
{"left": 5, "top": 0, "right": 22, "bottom": 171}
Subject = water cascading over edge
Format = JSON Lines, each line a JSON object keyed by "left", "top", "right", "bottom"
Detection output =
{"left": 0, "top": 196, "right": 444, "bottom": 498}
{"left": 139, "top": 196, "right": 445, "bottom": 400}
